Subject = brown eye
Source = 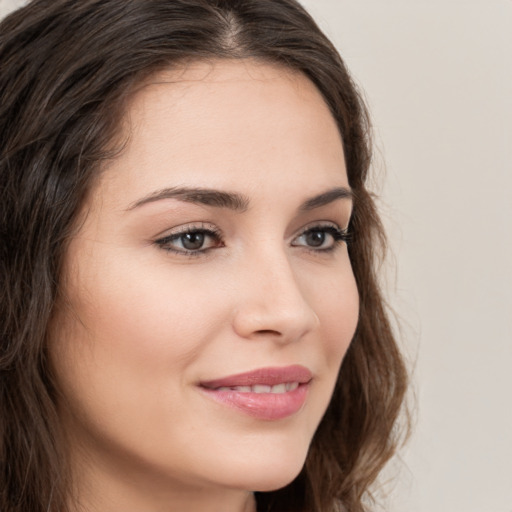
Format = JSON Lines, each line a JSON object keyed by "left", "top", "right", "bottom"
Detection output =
{"left": 155, "top": 226, "right": 223, "bottom": 255}
{"left": 180, "top": 232, "right": 206, "bottom": 250}
{"left": 304, "top": 230, "right": 325, "bottom": 247}
{"left": 292, "top": 225, "right": 349, "bottom": 252}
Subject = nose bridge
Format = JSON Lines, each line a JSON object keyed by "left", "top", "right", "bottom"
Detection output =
{"left": 232, "top": 241, "right": 319, "bottom": 342}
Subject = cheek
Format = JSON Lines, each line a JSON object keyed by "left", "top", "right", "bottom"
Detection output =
{"left": 64, "top": 250, "right": 230, "bottom": 363}
{"left": 290, "top": 262, "right": 359, "bottom": 439}
{"left": 49, "top": 259, "right": 240, "bottom": 476}
{"left": 50, "top": 250, "right": 231, "bottom": 421}
{"left": 311, "top": 264, "right": 359, "bottom": 361}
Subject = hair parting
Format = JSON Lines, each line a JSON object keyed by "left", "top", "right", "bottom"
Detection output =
{"left": 0, "top": 2, "right": 409, "bottom": 511}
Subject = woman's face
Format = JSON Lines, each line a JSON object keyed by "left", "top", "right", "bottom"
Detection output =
{"left": 51, "top": 60, "right": 359, "bottom": 510}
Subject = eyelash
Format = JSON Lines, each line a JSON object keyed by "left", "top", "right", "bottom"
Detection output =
{"left": 154, "top": 223, "right": 351, "bottom": 258}
{"left": 292, "top": 225, "right": 351, "bottom": 253}
{"left": 154, "top": 223, "right": 223, "bottom": 257}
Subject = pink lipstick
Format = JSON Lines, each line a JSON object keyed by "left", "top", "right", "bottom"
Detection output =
{"left": 199, "top": 365, "right": 312, "bottom": 420}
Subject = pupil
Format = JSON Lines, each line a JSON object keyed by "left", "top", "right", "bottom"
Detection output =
{"left": 306, "top": 231, "right": 325, "bottom": 247}
{"left": 182, "top": 232, "right": 205, "bottom": 250}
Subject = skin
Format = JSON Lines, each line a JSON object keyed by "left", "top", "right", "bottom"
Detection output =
{"left": 50, "top": 60, "right": 359, "bottom": 512}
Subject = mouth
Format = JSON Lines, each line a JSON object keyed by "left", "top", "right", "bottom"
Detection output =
{"left": 213, "top": 382, "right": 301, "bottom": 394}
{"left": 198, "top": 365, "right": 312, "bottom": 420}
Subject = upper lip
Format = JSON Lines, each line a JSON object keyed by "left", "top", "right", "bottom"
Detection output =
{"left": 200, "top": 365, "right": 313, "bottom": 389}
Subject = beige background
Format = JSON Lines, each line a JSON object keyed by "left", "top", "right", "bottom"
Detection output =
{"left": 299, "top": 1, "right": 512, "bottom": 511}
{"left": 1, "top": 0, "right": 511, "bottom": 511}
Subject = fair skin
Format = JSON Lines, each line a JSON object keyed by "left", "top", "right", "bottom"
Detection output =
{"left": 50, "top": 60, "right": 359, "bottom": 512}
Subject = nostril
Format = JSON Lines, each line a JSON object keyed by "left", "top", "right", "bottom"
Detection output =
{"left": 254, "top": 329, "right": 282, "bottom": 336}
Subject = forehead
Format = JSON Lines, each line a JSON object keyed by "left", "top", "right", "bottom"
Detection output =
{"left": 128, "top": 58, "right": 332, "bottom": 118}
{"left": 97, "top": 59, "right": 347, "bottom": 208}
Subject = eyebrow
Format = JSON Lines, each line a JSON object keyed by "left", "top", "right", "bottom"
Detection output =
{"left": 299, "top": 186, "right": 353, "bottom": 211}
{"left": 127, "top": 185, "right": 352, "bottom": 212}
{"left": 127, "top": 187, "right": 250, "bottom": 212}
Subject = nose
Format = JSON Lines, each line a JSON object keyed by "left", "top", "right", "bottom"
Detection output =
{"left": 231, "top": 248, "right": 320, "bottom": 343}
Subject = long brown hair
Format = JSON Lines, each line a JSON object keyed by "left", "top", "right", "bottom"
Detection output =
{"left": 0, "top": 1, "right": 408, "bottom": 511}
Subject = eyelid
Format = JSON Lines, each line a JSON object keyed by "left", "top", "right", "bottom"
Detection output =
{"left": 292, "top": 220, "right": 345, "bottom": 238}
{"left": 291, "top": 221, "right": 351, "bottom": 250}
{"left": 153, "top": 222, "right": 224, "bottom": 256}
{"left": 154, "top": 221, "right": 219, "bottom": 239}
{"left": 152, "top": 220, "right": 350, "bottom": 257}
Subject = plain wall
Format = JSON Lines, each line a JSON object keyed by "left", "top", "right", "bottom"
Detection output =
{"left": 298, "top": 1, "right": 512, "bottom": 511}
{"left": 1, "top": 1, "right": 511, "bottom": 511}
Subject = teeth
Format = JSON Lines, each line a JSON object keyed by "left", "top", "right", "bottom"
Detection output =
{"left": 252, "top": 384, "right": 271, "bottom": 393}
{"left": 270, "top": 383, "right": 286, "bottom": 394}
{"left": 216, "top": 383, "right": 300, "bottom": 394}
{"left": 233, "top": 386, "right": 251, "bottom": 393}
{"left": 286, "top": 382, "right": 299, "bottom": 391}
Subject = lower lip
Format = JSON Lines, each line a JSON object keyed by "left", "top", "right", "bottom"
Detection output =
{"left": 199, "top": 384, "right": 309, "bottom": 420}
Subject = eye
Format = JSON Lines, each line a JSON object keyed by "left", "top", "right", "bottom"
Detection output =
{"left": 292, "top": 224, "right": 350, "bottom": 251}
{"left": 155, "top": 224, "right": 223, "bottom": 255}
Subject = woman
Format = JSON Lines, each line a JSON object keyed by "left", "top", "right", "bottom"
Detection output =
{"left": 0, "top": 1, "right": 408, "bottom": 511}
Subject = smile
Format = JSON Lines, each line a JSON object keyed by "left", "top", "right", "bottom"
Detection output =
{"left": 199, "top": 365, "right": 312, "bottom": 420}
{"left": 215, "top": 382, "right": 300, "bottom": 393}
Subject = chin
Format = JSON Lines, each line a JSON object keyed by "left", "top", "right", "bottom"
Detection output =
{"left": 248, "top": 470, "right": 303, "bottom": 493}
{"left": 215, "top": 447, "right": 308, "bottom": 493}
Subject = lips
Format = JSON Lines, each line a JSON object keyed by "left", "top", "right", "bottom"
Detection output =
{"left": 199, "top": 365, "right": 312, "bottom": 420}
